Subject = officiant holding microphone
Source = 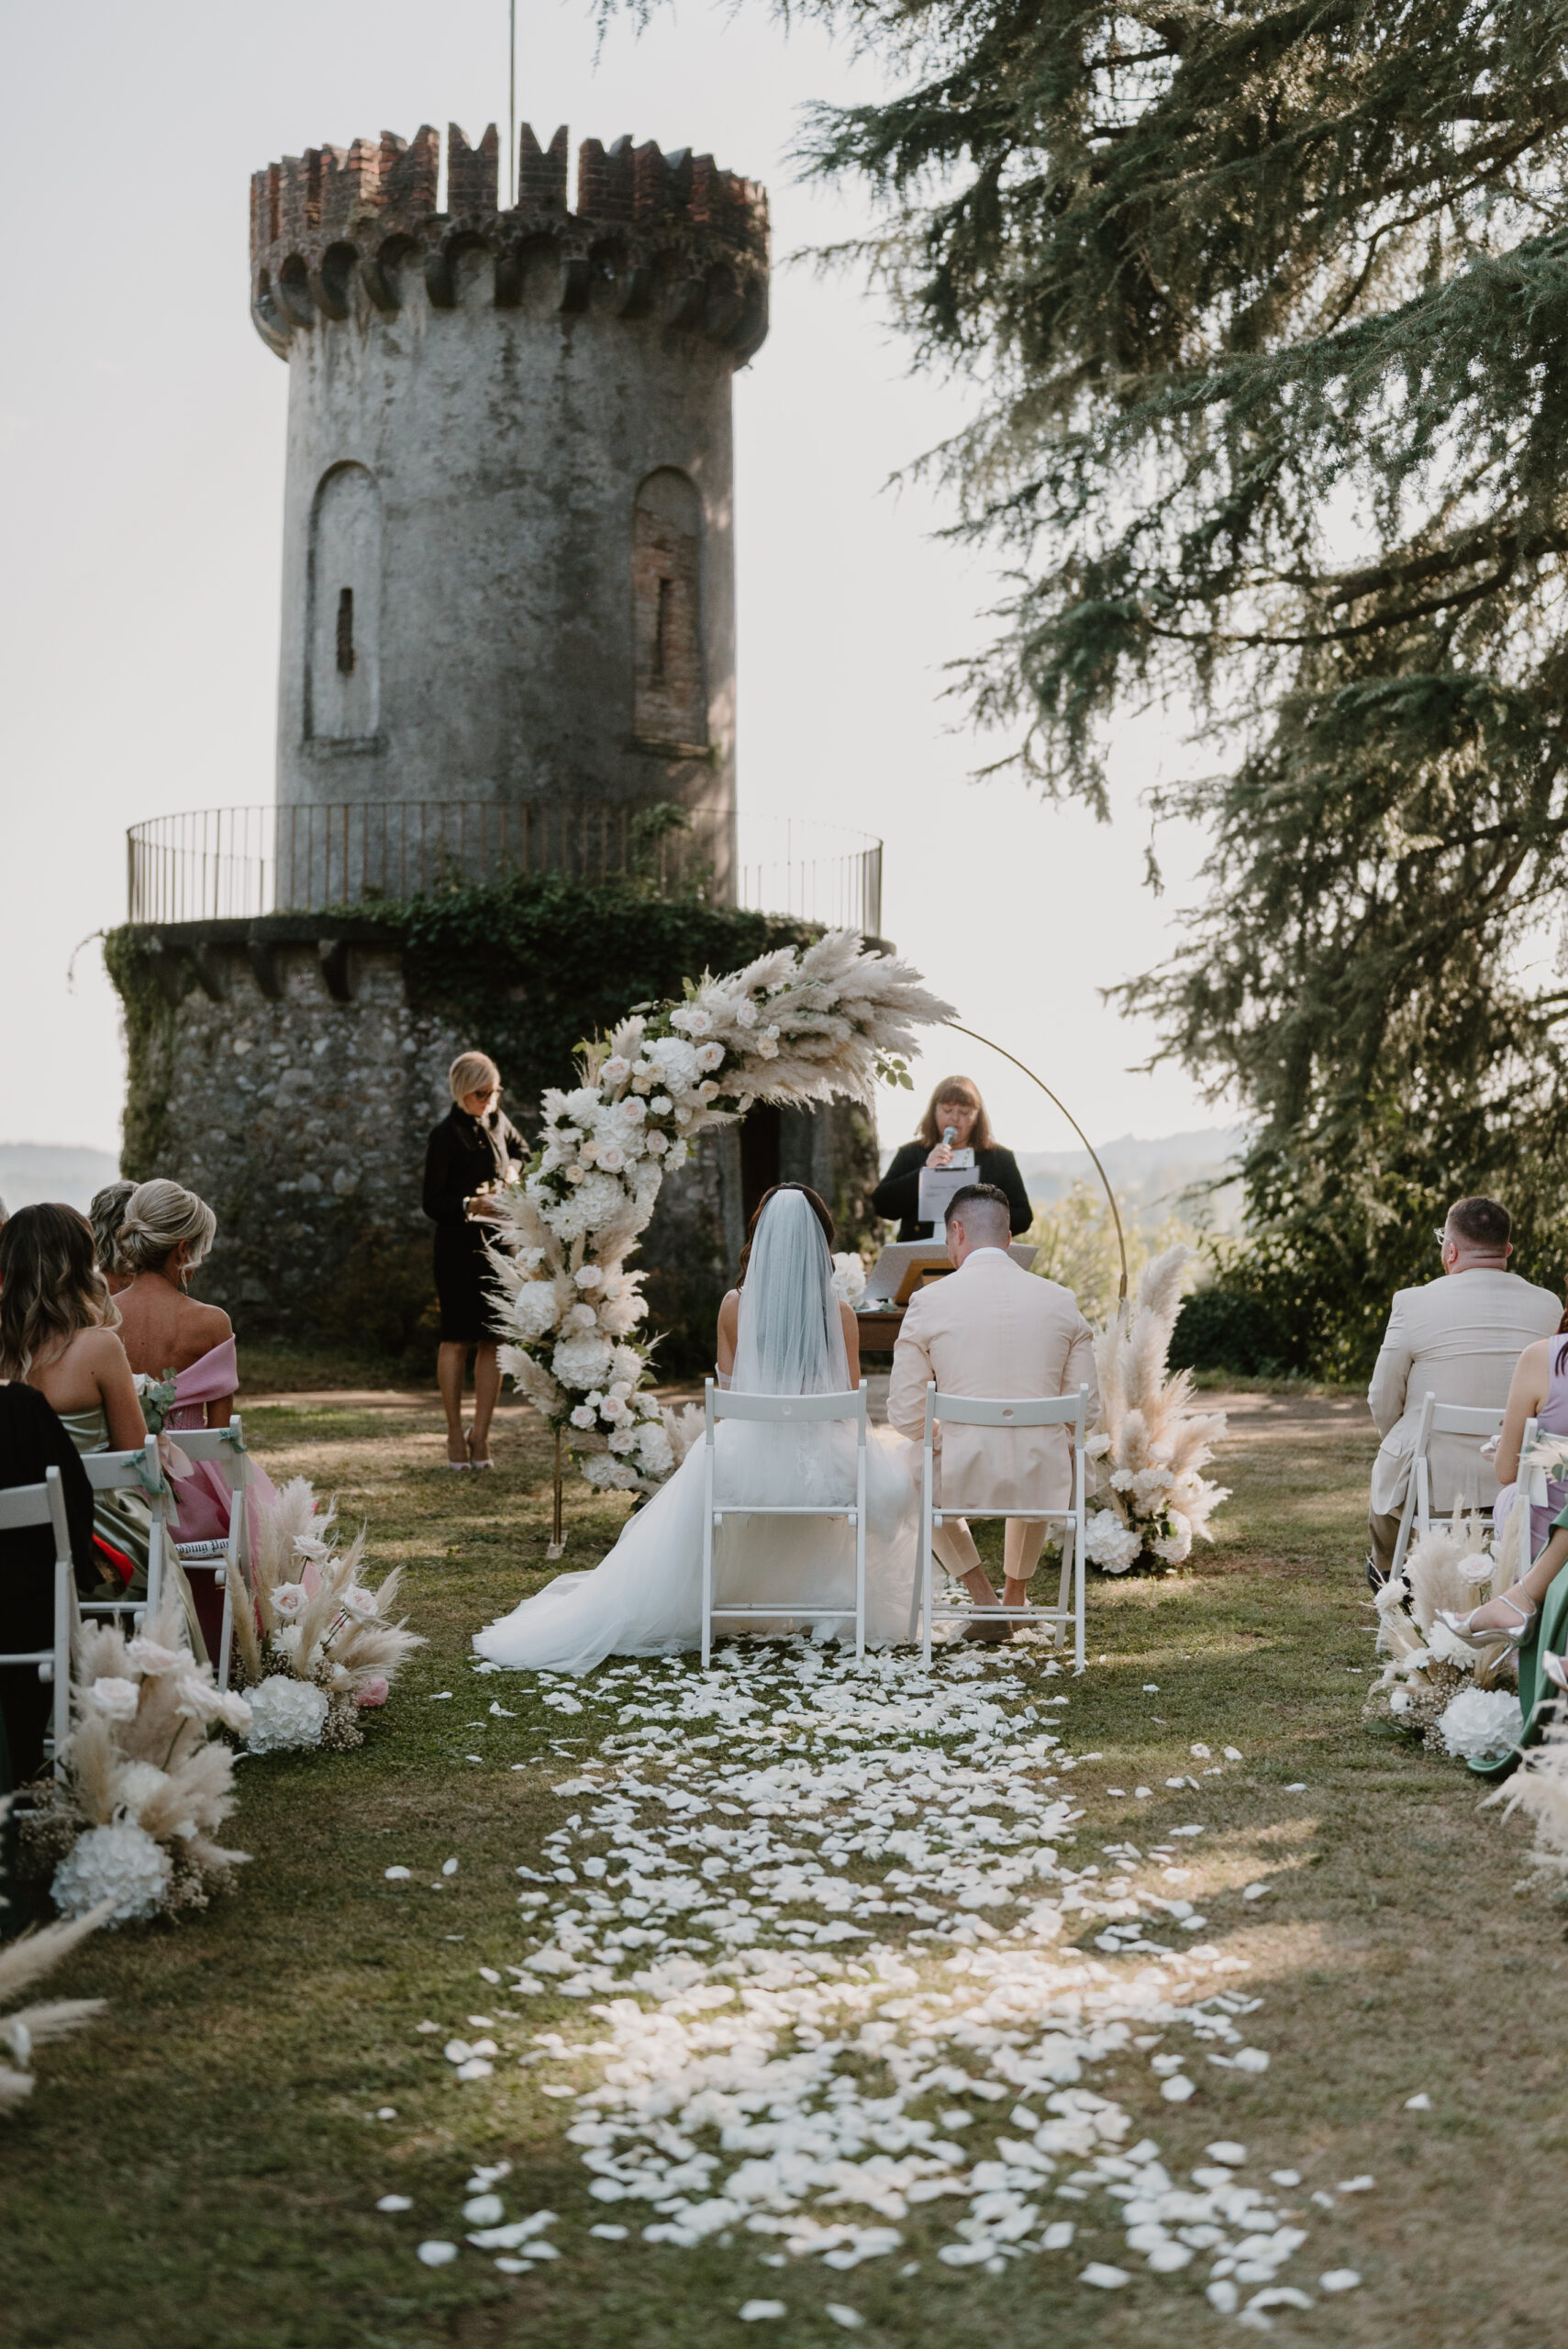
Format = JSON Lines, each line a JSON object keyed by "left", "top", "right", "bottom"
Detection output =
{"left": 423, "top": 1052, "right": 527, "bottom": 1472}
{"left": 873, "top": 1077, "right": 1033, "bottom": 1241}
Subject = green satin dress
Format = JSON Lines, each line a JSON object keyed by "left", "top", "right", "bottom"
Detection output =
{"left": 58, "top": 1407, "right": 206, "bottom": 1663}
{"left": 1470, "top": 1497, "right": 1568, "bottom": 1781}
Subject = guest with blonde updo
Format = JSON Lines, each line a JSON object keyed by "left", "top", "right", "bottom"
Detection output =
{"left": 423, "top": 1051, "right": 527, "bottom": 1469}
{"left": 89, "top": 1178, "right": 137, "bottom": 1296}
{"left": 113, "top": 1178, "right": 278, "bottom": 1652}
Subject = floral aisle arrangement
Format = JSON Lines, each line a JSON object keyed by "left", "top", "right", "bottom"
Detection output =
{"left": 1082, "top": 1246, "right": 1229, "bottom": 1575}
{"left": 486, "top": 932, "right": 952, "bottom": 1506}
{"left": 1365, "top": 1500, "right": 1534, "bottom": 1764}
{"left": 227, "top": 1478, "right": 424, "bottom": 1753}
{"left": 0, "top": 1797, "right": 108, "bottom": 2110}
{"left": 19, "top": 1599, "right": 251, "bottom": 1926}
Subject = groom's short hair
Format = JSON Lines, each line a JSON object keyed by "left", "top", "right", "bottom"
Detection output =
{"left": 948, "top": 1183, "right": 1010, "bottom": 1243}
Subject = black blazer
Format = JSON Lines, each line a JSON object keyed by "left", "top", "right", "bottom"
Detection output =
{"left": 0, "top": 1384, "right": 97, "bottom": 1588}
{"left": 872, "top": 1141, "right": 1034, "bottom": 1243}
{"left": 422, "top": 1106, "right": 528, "bottom": 1229}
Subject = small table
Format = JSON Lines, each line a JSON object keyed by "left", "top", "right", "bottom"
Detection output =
{"left": 853, "top": 1307, "right": 906, "bottom": 1357}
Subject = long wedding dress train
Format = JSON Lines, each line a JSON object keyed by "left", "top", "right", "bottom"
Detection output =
{"left": 474, "top": 1188, "right": 919, "bottom": 1674}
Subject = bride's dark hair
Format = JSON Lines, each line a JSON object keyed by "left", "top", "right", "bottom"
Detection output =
{"left": 738, "top": 1183, "right": 835, "bottom": 1286}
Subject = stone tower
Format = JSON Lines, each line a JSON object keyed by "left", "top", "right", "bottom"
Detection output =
{"left": 250, "top": 121, "right": 769, "bottom": 898}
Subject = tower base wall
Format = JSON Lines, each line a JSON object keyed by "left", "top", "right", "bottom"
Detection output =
{"left": 104, "top": 914, "right": 880, "bottom": 1371}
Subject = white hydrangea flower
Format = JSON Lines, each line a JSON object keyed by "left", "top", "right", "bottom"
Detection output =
{"left": 609, "top": 1344, "right": 644, "bottom": 1386}
{"left": 1151, "top": 1511, "right": 1193, "bottom": 1564}
{"left": 564, "top": 1085, "right": 601, "bottom": 1118}
{"left": 244, "top": 1675, "right": 330, "bottom": 1755}
{"left": 635, "top": 1424, "right": 674, "bottom": 1477}
{"left": 551, "top": 1332, "right": 616, "bottom": 1388}
{"left": 584, "top": 1453, "right": 641, "bottom": 1491}
{"left": 1427, "top": 1618, "right": 1482, "bottom": 1669}
{"left": 1084, "top": 1508, "right": 1142, "bottom": 1573}
{"left": 1438, "top": 1686, "right": 1522, "bottom": 1762}
{"left": 830, "top": 1252, "right": 867, "bottom": 1308}
{"left": 86, "top": 1676, "right": 140, "bottom": 1721}
{"left": 647, "top": 1038, "right": 700, "bottom": 1086}
{"left": 52, "top": 1820, "right": 172, "bottom": 1925}
{"left": 508, "top": 1284, "right": 562, "bottom": 1343}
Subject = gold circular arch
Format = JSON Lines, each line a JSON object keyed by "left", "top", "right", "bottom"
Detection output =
{"left": 940, "top": 1019, "right": 1129, "bottom": 1304}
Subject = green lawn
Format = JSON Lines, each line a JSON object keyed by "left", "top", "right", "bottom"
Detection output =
{"left": 4, "top": 1388, "right": 1564, "bottom": 2348}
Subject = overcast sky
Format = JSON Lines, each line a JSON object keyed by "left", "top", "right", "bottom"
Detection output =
{"left": 0, "top": 0, "right": 1226, "bottom": 1160}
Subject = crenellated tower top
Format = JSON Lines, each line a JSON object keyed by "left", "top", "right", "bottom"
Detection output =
{"left": 250, "top": 119, "right": 769, "bottom": 362}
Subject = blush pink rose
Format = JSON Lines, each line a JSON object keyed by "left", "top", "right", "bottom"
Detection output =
{"left": 354, "top": 1675, "right": 391, "bottom": 1709}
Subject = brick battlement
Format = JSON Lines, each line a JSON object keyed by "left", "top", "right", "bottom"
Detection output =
{"left": 250, "top": 119, "right": 769, "bottom": 361}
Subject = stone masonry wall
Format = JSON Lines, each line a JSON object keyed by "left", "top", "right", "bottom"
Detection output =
{"left": 110, "top": 918, "right": 876, "bottom": 1369}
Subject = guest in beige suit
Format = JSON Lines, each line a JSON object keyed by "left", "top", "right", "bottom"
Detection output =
{"left": 1367, "top": 1195, "right": 1562, "bottom": 1578}
{"left": 887, "top": 1183, "right": 1099, "bottom": 1634}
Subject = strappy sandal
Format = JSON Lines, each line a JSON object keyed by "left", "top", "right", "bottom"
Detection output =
{"left": 1436, "top": 1590, "right": 1538, "bottom": 1651}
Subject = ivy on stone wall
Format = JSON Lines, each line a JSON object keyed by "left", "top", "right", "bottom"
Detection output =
{"left": 387, "top": 872, "right": 815, "bottom": 1130}
{"left": 101, "top": 928, "right": 177, "bottom": 1180}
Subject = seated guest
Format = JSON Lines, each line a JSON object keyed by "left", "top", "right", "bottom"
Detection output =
{"left": 112, "top": 1180, "right": 277, "bottom": 1648}
{"left": 1440, "top": 1500, "right": 1568, "bottom": 1688}
{"left": 1489, "top": 1309, "right": 1568, "bottom": 1560}
{"left": 89, "top": 1178, "right": 137, "bottom": 1296}
{"left": 1367, "top": 1197, "right": 1562, "bottom": 1583}
{"left": 873, "top": 1075, "right": 1033, "bottom": 1242}
{"left": 0, "top": 1203, "right": 156, "bottom": 1609}
{"left": 886, "top": 1183, "right": 1098, "bottom": 1637}
{"left": 0, "top": 1383, "right": 97, "bottom": 1788}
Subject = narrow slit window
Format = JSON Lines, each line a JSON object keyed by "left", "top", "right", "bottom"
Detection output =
{"left": 652, "top": 577, "right": 673, "bottom": 682}
{"left": 336, "top": 586, "right": 356, "bottom": 675}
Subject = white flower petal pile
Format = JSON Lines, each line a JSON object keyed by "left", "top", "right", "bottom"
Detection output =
{"left": 395, "top": 1641, "right": 1361, "bottom": 2321}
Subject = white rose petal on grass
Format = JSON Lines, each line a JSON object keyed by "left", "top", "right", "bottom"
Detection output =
{"left": 1223, "top": 1746, "right": 1243, "bottom": 1760}
{"left": 1160, "top": 2075, "right": 1195, "bottom": 2101}
{"left": 1319, "top": 2270, "right": 1362, "bottom": 2292}
{"left": 462, "top": 2195, "right": 506, "bottom": 2226}
{"left": 442, "top": 1857, "right": 459, "bottom": 1876}
{"left": 590, "top": 2224, "right": 628, "bottom": 2241}
{"left": 1231, "top": 2048, "right": 1271, "bottom": 2073}
{"left": 1207, "top": 2279, "right": 1240, "bottom": 2313}
{"left": 738, "top": 2302, "right": 787, "bottom": 2321}
{"left": 377, "top": 2194, "right": 414, "bottom": 2211}
{"left": 1207, "top": 2142, "right": 1247, "bottom": 2165}
{"left": 1241, "top": 1881, "right": 1273, "bottom": 1900}
{"left": 417, "top": 2241, "right": 459, "bottom": 2266}
{"left": 825, "top": 2310, "right": 865, "bottom": 2331}
{"left": 1405, "top": 2093, "right": 1433, "bottom": 2110}
{"left": 1080, "top": 2263, "right": 1131, "bottom": 2288}
{"left": 384, "top": 1865, "right": 412, "bottom": 1880}
{"left": 1338, "top": 2175, "right": 1375, "bottom": 2192}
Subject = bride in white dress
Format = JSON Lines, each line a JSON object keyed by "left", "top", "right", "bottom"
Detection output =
{"left": 473, "top": 1185, "right": 918, "bottom": 1672}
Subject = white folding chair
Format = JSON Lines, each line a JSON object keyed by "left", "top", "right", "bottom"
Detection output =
{"left": 0, "top": 1465, "right": 75, "bottom": 1774}
{"left": 700, "top": 1378, "right": 869, "bottom": 1666}
{"left": 1389, "top": 1392, "right": 1509, "bottom": 1578}
{"left": 165, "top": 1417, "right": 252, "bottom": 1688}
{"left": 912, "top": 1381, "right": 1091, "bottom": 1672}
{"left": 79, "top": 1435, "right": 169, "bottom": 1628}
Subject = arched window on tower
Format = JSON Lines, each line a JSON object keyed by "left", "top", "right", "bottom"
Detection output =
{"left": 306, "top": 462, "right": 382, "bottom": 744}
{"left": 632, "top": 469, "right": 706, "bottom": 749}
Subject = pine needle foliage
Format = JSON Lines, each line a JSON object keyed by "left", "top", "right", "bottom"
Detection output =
{"left": 640, "top": 0, "right": 1568, "bottom": 1363}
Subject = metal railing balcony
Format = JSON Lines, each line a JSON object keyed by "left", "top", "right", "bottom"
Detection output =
{"left": 125, "top": 801, "right": 883, "bottom": 940}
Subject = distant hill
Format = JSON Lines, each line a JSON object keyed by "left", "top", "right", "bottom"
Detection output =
{"left": 0, "top": 1141, "right": 120, "bottom": 1215}
{"left": 1015, "top": 1127, "right": 1246, "bottom": 1230}
{"left": 880, "top": 1125, "right": 1247, "bottom": 1233}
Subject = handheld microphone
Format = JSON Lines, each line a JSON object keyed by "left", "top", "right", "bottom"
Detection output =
{"left": 942, "top": 1126, "right": 957, "bottom": 1148}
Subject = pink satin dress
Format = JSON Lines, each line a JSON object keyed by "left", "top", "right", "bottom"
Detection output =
{"left": 164, "top": 1341, "right": 279, "bottom": 1648}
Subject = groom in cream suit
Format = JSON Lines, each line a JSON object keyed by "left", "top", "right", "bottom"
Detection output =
{"left": 887, "top": 1183, "right": 1098, "bottom": 1631}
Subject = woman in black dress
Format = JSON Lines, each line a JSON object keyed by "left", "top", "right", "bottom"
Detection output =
{"left": 423, "top": 1052, "right": 527, "bottom": 1469}
{"left": 872, "top": 1074, "right": 1033, "bottom": 1242}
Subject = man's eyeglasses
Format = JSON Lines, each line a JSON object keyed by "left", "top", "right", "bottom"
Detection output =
{"left": 1434, "top": 1228, "right": 1451, "bottom": 1250}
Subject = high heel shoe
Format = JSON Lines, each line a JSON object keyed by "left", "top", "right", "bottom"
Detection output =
{"left": 1435, "top": 1590, "right": 1538, "bottom": 1651}
{"left": 1541, "top": 1652, "right": 1568, "bottom": 1693}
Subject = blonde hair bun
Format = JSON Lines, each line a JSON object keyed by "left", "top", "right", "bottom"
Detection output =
{"left": 117, "top": 1178, "right": 217, "bottom": 1275}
